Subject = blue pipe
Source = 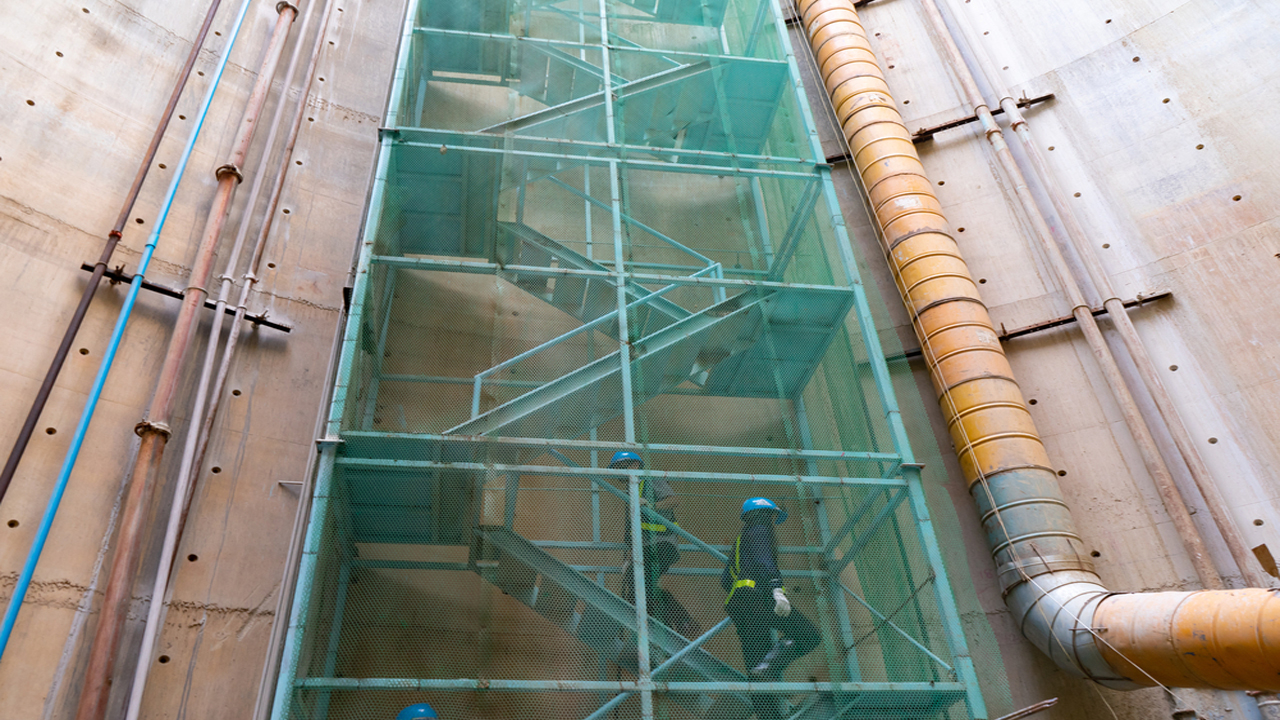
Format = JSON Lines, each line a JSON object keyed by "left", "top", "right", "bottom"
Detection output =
{"left": 0, "top": 0, "right": 256, "bottom": 659}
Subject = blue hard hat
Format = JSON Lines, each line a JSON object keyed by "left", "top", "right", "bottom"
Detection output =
{"left": 608, "top": 450, "right": 644, "bottom": 469}
{"left": 396, "top": 704, "right": 437, "bottom": 720}
{"left": 741, "top": 497, "right": 787, "bottom": 524}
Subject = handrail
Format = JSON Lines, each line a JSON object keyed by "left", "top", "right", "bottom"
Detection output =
{"left": 470, "top": 263, "right": 720, "bottom": 417}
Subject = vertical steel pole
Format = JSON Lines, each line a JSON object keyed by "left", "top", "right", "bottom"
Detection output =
{"left": 597, "top": 1, "right": 650, "bottom": 717}
{"left": 795, "top": 396, "right": 862, "bottom": 682}
{"left": 361, "top": 269, "right": 398, "bottom": 429}
{"left": 271, "top": 446, "right": 338, "bottom": 720}
{"left": 312, "top": 562, "right": 353, "bottom": 720}
{"left": 268, "top": 0, "right": 419, "bottom": 713}
{"left": 902, "top": 465, "right": 988, "bottom": 719}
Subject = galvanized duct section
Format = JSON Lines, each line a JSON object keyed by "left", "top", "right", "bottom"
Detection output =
{"left": 796, "top": 0, "right": 1280, "bottom": 692}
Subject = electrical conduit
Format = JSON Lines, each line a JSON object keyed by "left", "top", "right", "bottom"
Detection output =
{"left": 931, "top": 0, "right": 1268, "bottom": 590}
{"left": 914, "top": 0, "right": 1223, "bottom": 591}
{"left": 120, "top": 3, "right": 308, "bottom": 718}
{"left": 796, "top": 0, "right": 1280, "bottom": 691}
{"left": 0, "top": 0, "right": 256, "bottom": 666}
{"left": 74, "top": 4, "right": 297, "bottom": 719}
{"left": 241, "top": 4, "right": 343, "bottom": 714}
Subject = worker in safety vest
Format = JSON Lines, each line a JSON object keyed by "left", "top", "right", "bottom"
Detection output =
{"left": 612, "top": 452, "right": 680, "bottom": 600}
{"left": 722, "top": 498, "right": 819, "bottom": 719}
{"left": 396, "top": 703, "right": 436, "bottom": 720}
{"left": 611, "top": 451, "right": 700, "bottom": 640}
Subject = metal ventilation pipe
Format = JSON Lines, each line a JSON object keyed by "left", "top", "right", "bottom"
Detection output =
{"left": 926, "top": 0, "right": 1268, "bottom": 591}
{"left": 795, "top": 0, "right": 1280, "bottom": 691}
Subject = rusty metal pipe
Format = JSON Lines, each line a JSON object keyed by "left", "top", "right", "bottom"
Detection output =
{"left": 74, "top": 6, "right": 299, "bottom": 719}
{"left": 119, "top": 4, "right": 301, "bottom": 719}
{"left": 187, "top": 0, "right": 328, "bottom": 541}
{"left": 935, "top": 0, "right": 1268, "bottom": 590}
{"left": 1094, "top": 589, "right": 1280, "bottom": 689}
{"left": 0, "top": 0, "right": 223, "bottom": 506}
{"left": 797, "top": 0, "right": 1280, "bottom": 691}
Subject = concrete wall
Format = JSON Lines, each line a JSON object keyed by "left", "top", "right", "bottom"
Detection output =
{"left": 0, "top": 0, "right": 1277, "bottom": 719}
{"left": 790, "top": 0, "right": 1280, "bottom": 717}
{"left": 0, "top": 0, "right": 405, "bottom": 717}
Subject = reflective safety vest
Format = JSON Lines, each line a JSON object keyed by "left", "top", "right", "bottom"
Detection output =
{"left": 724, "top": 536, "right": 755, "bottom": 604}
{"left": 724, "top": 534, "right": 783, "bottom": 605}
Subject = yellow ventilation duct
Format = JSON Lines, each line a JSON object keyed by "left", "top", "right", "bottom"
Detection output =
{"left": 796, "top": 0, "right": 1280, "bottom": 691}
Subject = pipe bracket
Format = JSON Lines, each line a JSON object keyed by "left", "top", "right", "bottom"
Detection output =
{"left": 134, "top": 420, "right": 172, "bottom": 439}
{"left": 276, "top": 2, "right": 299, "bottom": 15}
{"left": 215, "top": 163, "right": 245, "bottom": 184}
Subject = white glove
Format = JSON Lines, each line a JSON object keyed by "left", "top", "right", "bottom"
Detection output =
{"left": 772, "top": 588, "right": 791, "bottom": 617}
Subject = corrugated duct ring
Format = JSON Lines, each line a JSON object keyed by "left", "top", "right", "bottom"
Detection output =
{"left": 797, "top": 0, "right": 1065, "bottom": 552}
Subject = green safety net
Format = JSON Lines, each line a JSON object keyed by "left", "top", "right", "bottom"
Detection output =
{"left": 272, "top": 1, "right": 1013, "bottom": 719}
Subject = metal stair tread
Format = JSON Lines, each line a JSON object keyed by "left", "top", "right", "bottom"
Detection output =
{"left": 474, "top": 526, "right": 748, "bottom": 686}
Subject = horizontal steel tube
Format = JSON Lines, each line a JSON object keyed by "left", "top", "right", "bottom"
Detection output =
{"left": 295, "top": 677, "right": 966, "bottom": 692}
{"left": 334, "top": 458, "right": 907, "bottom": 488}
{"left": 339, "top": 431, "right": 900, "bottom": 462}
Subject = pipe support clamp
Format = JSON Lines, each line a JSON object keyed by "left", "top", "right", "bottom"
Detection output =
{"left": 134, "top": 420, "right": 172, "bottom": 439}
{"left": 216, "top": 163, "right": 244, "bottom": 183}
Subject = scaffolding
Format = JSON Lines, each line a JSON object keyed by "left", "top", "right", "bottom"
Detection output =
{"left": 271, "top": 0, "right": 990, "bottom": 718}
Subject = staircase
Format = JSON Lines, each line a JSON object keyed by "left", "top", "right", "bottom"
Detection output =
{"left": 496, "top": 221, "right": 691, "bottom": 338}
{"left": 515, "top": 43, "right": 615, "bottom": 109}
{"left": 473, "top": 527, "right": 753, "bottom": 718}
{"left": 445, "top": 280, "right": 852, "bottom": 438}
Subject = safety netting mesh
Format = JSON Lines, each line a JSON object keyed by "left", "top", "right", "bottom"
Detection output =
{"left": 275, "top": 0, "right": 1012, "bottom": 718}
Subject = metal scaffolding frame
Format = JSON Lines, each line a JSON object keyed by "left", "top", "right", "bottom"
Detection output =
{"left": 270, "top": 0, "right": 988, "bottom": 718}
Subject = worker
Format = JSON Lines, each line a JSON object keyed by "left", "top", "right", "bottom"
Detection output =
{"left": 722, "top": 497, "right": 819, "bottom": 719}
{"left": 611, "top": 451, "right": 699, "bottom": 639}
{"left": 396, "top": 703, "right": 436, "bottom": 720}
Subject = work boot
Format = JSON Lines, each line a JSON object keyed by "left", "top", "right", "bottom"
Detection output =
{"left": 750, "top": 638, "right": 795, "bottom": 679}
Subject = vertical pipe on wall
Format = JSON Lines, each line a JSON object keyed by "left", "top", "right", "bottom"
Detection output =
{"left": 911, "top": 0, "right": 1223, "bottom": 589}
{"left": 256, "top": 0, "right": 415, "bottom": 713}
{"left": 74, "top": 5, "right": 298, "bottom": 719}
{"left": 0, "top": 0, "right": 224, "bottom": 506}
{"left": 118, "top": 4, "right": 304, "bottom": 718}
{"left": 0, "top": 0, "right": 256, "bottom": 669}
{"left": 797, "top": 0, "right": 1280, "bottom": 692}
{"left": 931, "top": 0, "right": 1267, "bottom": 590}
{"left": 191, "top": 0, "right": 335, "bottom": 544}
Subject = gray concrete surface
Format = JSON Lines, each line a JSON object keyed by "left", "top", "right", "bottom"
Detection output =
{"left": 0, "top": 0, "right": 1276, "bottom": 718}
{"left": 0, "top": 0, "right": 403, "bottom": 717}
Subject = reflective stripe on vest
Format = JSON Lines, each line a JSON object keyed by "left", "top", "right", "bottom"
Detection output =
{"left": 725, "top": 536, "right": 748, "bottom": 604}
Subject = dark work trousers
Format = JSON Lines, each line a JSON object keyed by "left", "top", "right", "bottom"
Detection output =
{"left": 621, "top": 541, "right": 681, "bottom": 602}
{"left": 727, "top": 592, "right": 821, "bottom": 719}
